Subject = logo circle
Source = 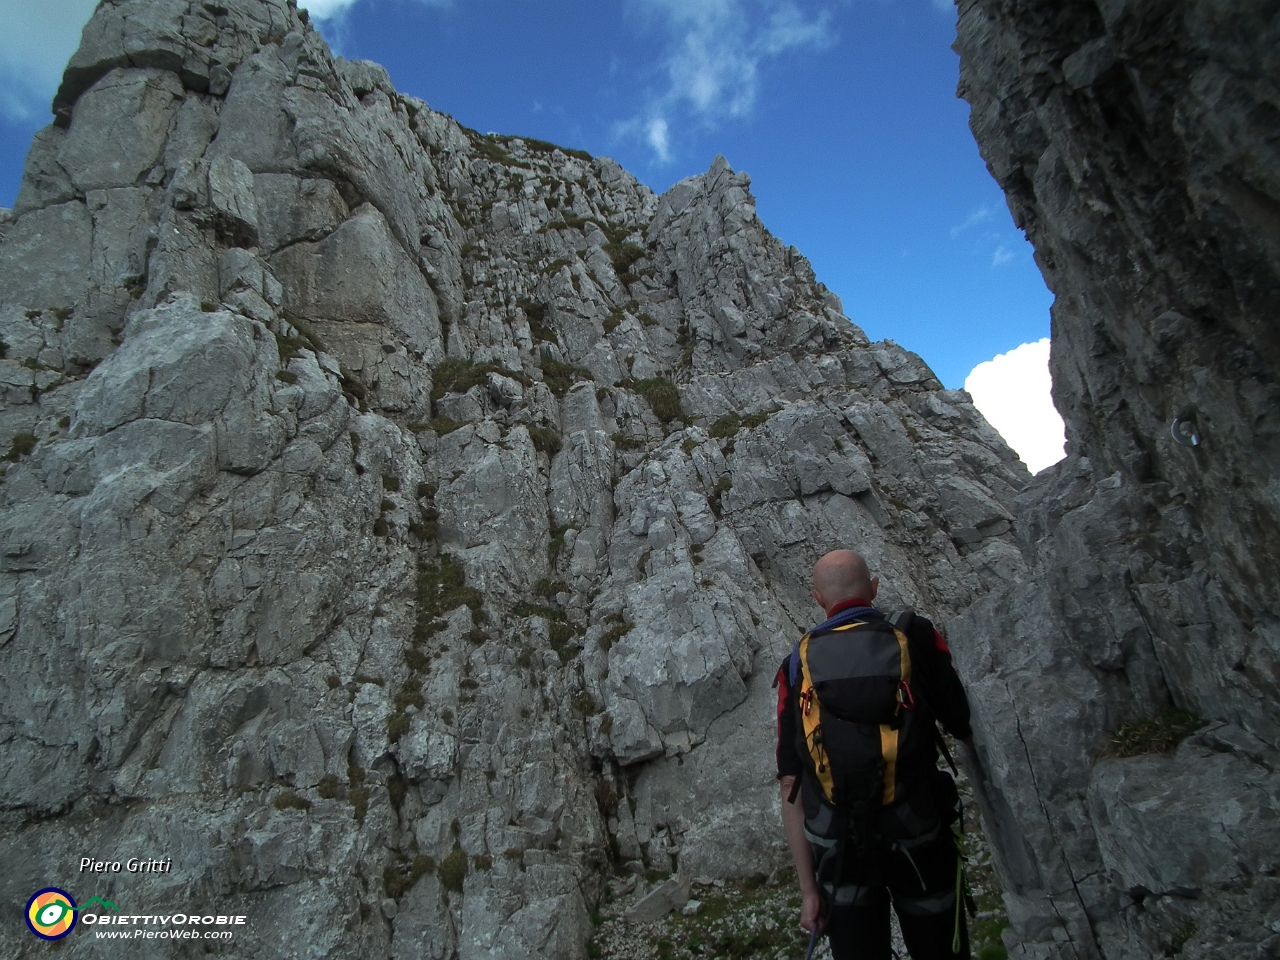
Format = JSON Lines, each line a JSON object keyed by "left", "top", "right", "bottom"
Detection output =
{"left": 26, "top": 888, "right": 77, "bottom": 940}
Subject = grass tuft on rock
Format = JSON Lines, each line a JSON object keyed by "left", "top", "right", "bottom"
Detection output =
{"left": 271, "top": 790, "right": 312, "bottom": 812}
{"left": 540, "top": 348, "right": 594, "bottom": 397}
{"left": 528, "top": 425, "right": 562, "bottom": 456}
{"left": 415, "top": 555, "right": 484, "bottom": 642}
{"left": 439, "top": 847, "right": 468, "bottom": 893}
{"left": 384, "top": 855, "right": 436, "bottom": 900}
{"left": 4, "top": 433, "right": 36, "bottom": 461}
{"left": 620, "top": 377, "right": 683, "bottom": 423}
{"left": 597, "top": 621, "right": 634, "bottom": 652}
{"left": 1100, "top": 709, "right": 1203, "bottom": 760}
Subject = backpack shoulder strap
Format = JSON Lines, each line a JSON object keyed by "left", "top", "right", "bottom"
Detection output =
{"left": 888, "top": 609, "right": 960, "bottom": 775}
{"left": 788, "top": 635, "right": 807, "bottom": 689}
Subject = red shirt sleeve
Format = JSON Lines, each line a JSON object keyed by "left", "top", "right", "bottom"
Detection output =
{"left": 775, "top": 656, "right": 803, "bottom": 780}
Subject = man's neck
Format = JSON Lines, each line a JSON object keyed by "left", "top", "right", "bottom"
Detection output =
{"left": 826, "top": 597, "right": 874, "bottom": 617}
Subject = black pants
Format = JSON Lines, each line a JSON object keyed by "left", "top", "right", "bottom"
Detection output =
{"left": 821, "top": 830, "right": 969, "bottom": 960}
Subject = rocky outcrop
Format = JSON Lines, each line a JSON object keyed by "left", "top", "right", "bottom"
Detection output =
{"left": 952, "top": 1, "right": 1280, "bottom": 958}
{"left": 0, "top": 1, "right": 1028, "bottom": 956}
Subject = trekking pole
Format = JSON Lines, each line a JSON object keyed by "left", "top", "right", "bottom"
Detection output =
{"left": 804, "top": 922, "right": 820, "bottom": 960}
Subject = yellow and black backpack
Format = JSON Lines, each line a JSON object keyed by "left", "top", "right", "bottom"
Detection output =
{"left": 788, "top": 610, "right": 940, "bottom": 844}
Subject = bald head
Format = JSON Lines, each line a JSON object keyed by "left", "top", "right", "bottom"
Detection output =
{"left": 811, "top": 550, "right": 878, "bottom": 614}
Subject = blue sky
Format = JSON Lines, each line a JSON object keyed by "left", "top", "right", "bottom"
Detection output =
{"left": 0, "top": 0, "right": 1064, "bottom": 469}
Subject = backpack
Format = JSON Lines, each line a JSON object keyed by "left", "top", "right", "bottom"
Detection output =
{"left": 789, "top": 610, "right": 943, "bottom": 845}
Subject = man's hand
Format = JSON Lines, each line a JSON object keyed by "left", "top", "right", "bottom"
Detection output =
{"left": 800, "top": 888, "right": 824, "bottom": 934}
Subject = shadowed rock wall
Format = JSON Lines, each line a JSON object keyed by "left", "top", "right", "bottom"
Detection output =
{"left": 951, "top": 1, "right": 1280, "bottom": 957}
{"left": 0, "top": 1, "right": 1028, "bottom": 956}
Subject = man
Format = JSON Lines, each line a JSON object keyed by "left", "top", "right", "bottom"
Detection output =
{"left": 776, "top": 550, "right": 974, "bottom": 959}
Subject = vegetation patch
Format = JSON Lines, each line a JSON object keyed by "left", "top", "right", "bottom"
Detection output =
{"left": 711, "top": 411, "right": 771, "bottom": 438}
{"left": 4, "top": 433, "right": 36, "bottom": 462}
{"left": 540, "top": 348, "right": 594, "bottom": 397}
{"left": 514, "top": 602, "right": 567, "bottom": 622}
{"left": 602, "top": 311, "right": 624, "bottom": 334}
{"left": 535, "top": 578, "right": 568, "bottom": 599}
{"left": 605, "top": 240, "right": 644, "bottom": 280}
{"left": 388, "top": 679, "right": 426, "bottom": 743}
{"left": 517, "top": 297, "right": 556, "bottom": 342}
{"left": 472, "top": 137, "right": 515, "bottom": 166}
{"left": 540, "top": 211, "right": 593, "bottom": 234}
{"left": 589, "top": 873, "right": 808, "bottom": 960}
{"left": 528, "top": 425, "right": 563, "bottom": 456}
{"left": 439, "top": 847, "right": 469, "bottom": 893}
{"left": 1100, "top": 710, "right": 1204, "bottom": 760}
{"left": 339, "top": 366, "right": 368, "bottom": 411}
{"left": 415, "top": 555, "right": 485, "bottom": 642}
{"left": 597, "top": 621, "right": 634, "bottom": 652}
{"left": 709, "top": 413, "right": 741, "bottom": 439}
{"left": 347, "top": 763, "right": 370, "bottom": 823}
{"left": 431, "top": 357, "right": 530, "bottom": 405}
{"left": 487, "top": 132, "right": 591, "bottom": 163}
{"left": 271, "top": 790, "right": 312, "bottom": 812}
{"left": 427, "top": 415, "right": 465, "bottom": 435}
{"left": 384, "top": 855, "right": 436, "bottom": 900}
{"left": 408, "top": 506, "right": 440, "bottom": 541}
{"left": 611, "top": 432, "right": 647, "bottom": 451}
{"left": 620, "top": 377, "right": 683, "bottom": 423}
{"left": 548, "top": 523, "right": 571, "bottom": 563}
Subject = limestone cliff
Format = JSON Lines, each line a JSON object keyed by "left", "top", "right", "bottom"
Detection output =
{"left": 0, "top": 1, "right": 1027, "bottom": 956}
{"left": 952, "top": 1, "right": 1280, "bottom": 958}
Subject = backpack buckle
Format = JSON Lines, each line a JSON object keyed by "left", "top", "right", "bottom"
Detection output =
{"left": 801, "top": 689, "right": 814, "bottom": 716}
{"left": 897, "top": 681, "right": 915, "bottom": 710}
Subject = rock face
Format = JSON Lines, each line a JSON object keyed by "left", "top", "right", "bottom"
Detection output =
{"left": 952, "top": 1, "right": 1280, "bottom": 958}
{"left": 0, "top": 2, "right": 1028, "bottom": 956}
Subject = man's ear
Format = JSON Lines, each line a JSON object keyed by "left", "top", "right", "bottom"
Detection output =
{"left": 810, "top": 589, "right": 824, "bottom": 608}
{"left": 868, "top": 577, "right": 879, "bottom": 601}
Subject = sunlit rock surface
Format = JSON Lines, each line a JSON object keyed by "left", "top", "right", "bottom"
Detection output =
{"left": 0, "top": 1, "right": 1028, "bottom": 956}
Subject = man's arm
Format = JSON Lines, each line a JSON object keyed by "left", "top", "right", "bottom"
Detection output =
{"left": 780, "top": 776, "right": 823, "bottom": 933}
{"left": 907, "top": 617, "right": 972, "bottom": 740}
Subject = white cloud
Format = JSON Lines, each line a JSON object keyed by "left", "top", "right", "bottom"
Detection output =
{"left": 646, "top": 117, "right": 671, "bottom": 162}
{"left": 298, "top": 0, "right": 362, "bottom": 18}
{"left": 991, "top": 244, "right": 1015, "bottom": 268}
{"left": 301, "top": 0, "right": 450, "bottom": 20}
{"left": 964, "top": 338, "right": 1066, "bottom": 474}
{"left": 0, "top": 0, "right": 98, "bottom": 119}
{"left": 950, "top": 205, "right": 991, "bottom": 239}
{"left": 626, "top": 0, "right": 835, "bottom": 161}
